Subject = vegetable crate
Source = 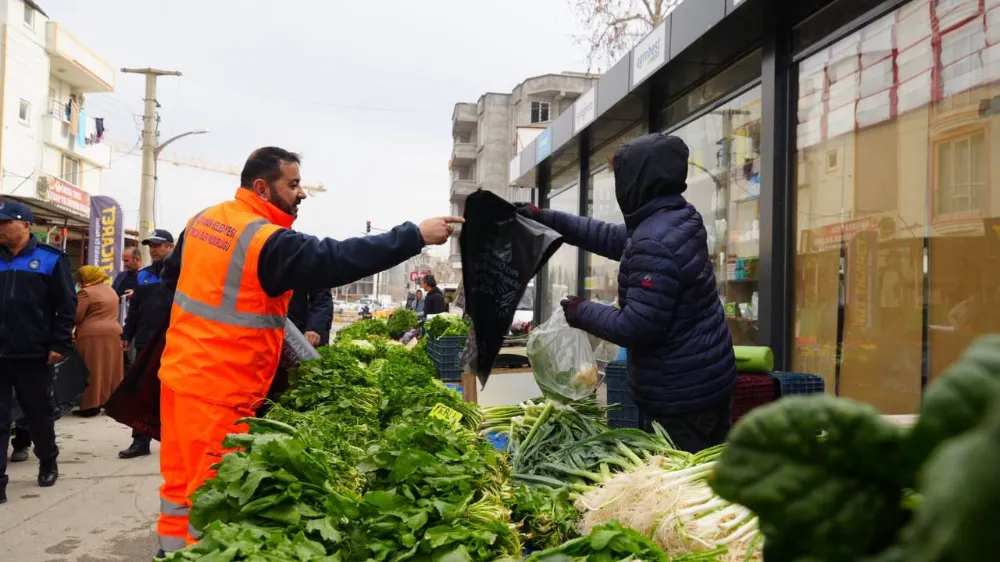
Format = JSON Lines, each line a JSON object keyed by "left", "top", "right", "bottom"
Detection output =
{"left": 732, "top": 374, "right": 777, "bottom": 423}
{"left": 606, "top": 361, "right": 644, "bottom": 429}
{"left": 770, "top": 371, "right": 825, "bottom": 397}
{"left": 426, "top": 336, "right": 467, "bottom": 382}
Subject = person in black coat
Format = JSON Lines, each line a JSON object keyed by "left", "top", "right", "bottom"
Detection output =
{"left": 119, "top": 230, "right": 174, "bottom": 459}
{"left": 516, "top": 133, "right": 737, "bottom": 453}
{"left": 0, "top": 200, "right": 75, "bottom": 503}
{"left": 287, "top": 288, "right": 333, "bottom": 347}
{"left": 421, "top": 275, "right": 448, "bottom": 315}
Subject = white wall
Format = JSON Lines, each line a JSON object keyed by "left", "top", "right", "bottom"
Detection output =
{"left": 0, "top": 9, "right": 51, "bottom": 194}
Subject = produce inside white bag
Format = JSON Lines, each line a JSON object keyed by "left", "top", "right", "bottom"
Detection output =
{"left": 526, "top": 307, "right": 602, "bottom": 401}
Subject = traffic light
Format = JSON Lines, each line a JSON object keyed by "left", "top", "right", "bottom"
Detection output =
{"left": 366, "top": 220, "right": 371, "bottom": 233}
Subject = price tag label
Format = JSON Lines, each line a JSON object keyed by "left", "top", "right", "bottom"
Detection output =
{"left": 429, "top": 403, "right": 463, "bottom": 426}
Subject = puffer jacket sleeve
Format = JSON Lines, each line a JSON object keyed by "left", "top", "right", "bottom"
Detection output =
{"left": 568, "top": 237, "right": 679, "bottom": 347}
{"left": 537, "top": 209, "right": 627, "bottom": 261}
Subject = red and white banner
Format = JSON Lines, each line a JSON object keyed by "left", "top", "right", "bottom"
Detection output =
{"left": 39, "top": 176, "right": 89, "bottom": 217}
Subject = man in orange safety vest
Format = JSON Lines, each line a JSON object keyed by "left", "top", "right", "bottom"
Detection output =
{"left": 152, "top": 147, "right": 461, "bottom": 556}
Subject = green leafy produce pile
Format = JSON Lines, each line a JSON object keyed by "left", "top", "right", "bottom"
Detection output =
{"left": 424, "top": 313, "right": 471, "bottom": 340}
{"left": 710, "top": 335, "right": 1000, "bottom": 562}
{"left": 335, "top": 317, "right": 389, "bottom": 342}
{"left": 525, "top": 521, "right": 673, "bottom": 561}
{"left": 386, "top": 307, "right": 419, "bottom": 338}
{"left": 168, "top": 327, "right": 515, "bottom": 561}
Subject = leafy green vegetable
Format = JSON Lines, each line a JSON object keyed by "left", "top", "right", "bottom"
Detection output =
{"left": 163, "top": 521, "right": 347, "bottom": 561}
{"left": 905, "top": 335, "right": 1000, "bottom": 477}
{"left": 353, "top": 417, "right": 520, "bottom": 561}
{"left": 511, "top": 485, "right": 580, "bottom": 550}
{"left": 710, "top": 396, "right": 908, "bottom": 561}
{"left": 335, "top": 318, "right": 389, "bottom": 342}
{"left": 425, "top": 314, "right": 470, "bottom": 340}
{"left": 525, "top": 521, "right": 671, "bottom": 561}
{"left": 387, "top": 308, "right": 419, "bottom": 337}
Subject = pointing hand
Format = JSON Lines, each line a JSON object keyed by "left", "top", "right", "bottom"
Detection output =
{"left": 419, "top": 217, "right": 465, "bottom": 246}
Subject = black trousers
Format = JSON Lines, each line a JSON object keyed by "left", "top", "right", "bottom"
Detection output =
{"left": 0, "top": 359, "right": 59, "bottom": 486}
{"left": 128, "top": 346, "right": 152, "bottom": 448}
{"left": 645, "top": 397, "right": 733, "bottom": 454}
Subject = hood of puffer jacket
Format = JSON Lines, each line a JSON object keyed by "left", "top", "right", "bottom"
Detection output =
{"left": 613, "top": 133, "right": 690, "bottom": 217}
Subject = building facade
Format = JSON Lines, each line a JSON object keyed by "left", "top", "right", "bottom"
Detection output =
{"left": 448, "top": 72, "right": 598, "bottom": 263}
{"left": 514, "top": 0, "right": 1000, "bottom": 415}
{"left": 0, "top": 0, "right": 115, "bottom": 268}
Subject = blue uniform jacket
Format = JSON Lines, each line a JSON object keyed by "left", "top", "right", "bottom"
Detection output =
{"left": 0, "top": 235, "right": 76, "bottom": 360}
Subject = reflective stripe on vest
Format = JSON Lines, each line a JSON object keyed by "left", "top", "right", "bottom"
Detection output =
{"left": 172, "top": 218, "right": 285, "bottom": 329}
{"left": 159, "top": 534, "right": 187, "bottom": 552}
{"left": 160, "top": 498, "right": 189, "bottom": 517}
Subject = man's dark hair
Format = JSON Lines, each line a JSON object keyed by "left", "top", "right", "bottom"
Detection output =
{"left": 422, "top": 275, "right": 437, "bottom": 288}
{"left": 240, "top": 147, "right": 301, "bottom": 188}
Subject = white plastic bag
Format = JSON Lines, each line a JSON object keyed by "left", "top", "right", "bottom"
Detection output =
{"left": 526, "top": 307, "right": 601, "bottom": 401}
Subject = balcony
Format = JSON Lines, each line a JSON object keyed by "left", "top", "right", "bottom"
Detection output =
{"left": 46, "top": 22, "right": 115, "bottom": 93}
{"left": 450, "top": 179, "right": 477, "bottom": 201}
{"left": 451, "top": 143, "right": 476, "bottom": 166}
{"left": 42, "top": 101, "right": 112, "bottom": 167}
{"left": 452, "top": 103, "right": 477, "bottom": 135}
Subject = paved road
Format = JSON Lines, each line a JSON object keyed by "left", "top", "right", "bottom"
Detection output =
{"left": 0, "top": 415, "right": 161, "bottom": 561}
{"left": 0, "top": 323, "right": 351, "bottom": 560}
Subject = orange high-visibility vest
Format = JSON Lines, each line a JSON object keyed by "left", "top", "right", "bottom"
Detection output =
{"left": 158, "top": 189, "right": 295, "bottom": 408}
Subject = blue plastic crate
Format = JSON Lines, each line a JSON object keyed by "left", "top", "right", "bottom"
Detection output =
{"left": 771, "top": 371, "right": 825, "bottom": 397}
{"left": 605, "top": 361, "right": 643, "bottom": 429}
{"left": 426, "top": 336, "right": 467, "bottom": 382}
{"left": 486, "top": 431, "right": 509, "bottom": 452}
{"left": 444, "top": 383, "right": 463, "bottom": 395}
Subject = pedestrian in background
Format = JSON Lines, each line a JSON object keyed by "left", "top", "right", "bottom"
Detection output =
{"left": 73, "top": 266, "right": 124, "bottom": 417}
{"left": 119, "top": 229, "right": 174, "bottom": 460}
{"left": 421, "top": 275, "right": 448, "bottom": 315}
{"left": 113, "top": 247, "right": 143, "bottom": 298}
{"left": 0, "top": 200, "right": 75, "bottom": 505}
{"left": 287, "top": 289, "right": 333, "bottom": 348}
{"left": 413, "top": 289, "right": 425, "bottom": 314}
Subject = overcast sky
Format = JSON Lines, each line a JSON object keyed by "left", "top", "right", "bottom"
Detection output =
{"left": 45, "top": 0, "right": 589, "bottom": 255}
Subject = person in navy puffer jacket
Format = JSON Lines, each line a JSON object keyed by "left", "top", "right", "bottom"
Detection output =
{"left": 516, "top": 133, "right": 737, "bottom": 452}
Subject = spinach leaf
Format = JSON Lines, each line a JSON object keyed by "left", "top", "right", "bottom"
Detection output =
{"left": 710, "top": 395, "right": 908, "bottom": 561}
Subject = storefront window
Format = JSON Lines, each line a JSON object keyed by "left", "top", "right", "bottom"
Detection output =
{"left": 583, "top": 123, "right": 644, "bottom": 304}
{"left": 543, "top": 171, "right": 580, "bottom": 320}
{"left": 791, "top": 0, "right": 1000, "bottom": 415}
{"left": 662, "top": 86, "right": 763, "bottom": 347}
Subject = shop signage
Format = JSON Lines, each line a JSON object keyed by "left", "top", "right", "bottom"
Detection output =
{"left": 409, "top": 270, "right": 431, "bottom": 282}
{"left": 808, "top": 217, "right": 882, "bottom": 252}
{"left": 631, "top": 22, "right": 667, "bottom": 88}
{"left": 88, "top": 195, "right": 124, "bottom": 281}
{"left": 846, "top": 230, "right": 878, "bottom": 331}
{"left": 536, "top": 129, "right": 552, "bottom": 161}
{"left": 573, "top": 88, "right": 597, "bottom": 132}
{"left": 37, "top": 175, "right": 89, "bottom": 217}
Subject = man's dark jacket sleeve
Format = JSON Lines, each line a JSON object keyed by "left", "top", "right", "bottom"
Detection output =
{"left": 48, "top": 253, "right": 77, "bottom": 356}
{"left": 534, "top": 209, "right": 628, "bottom": 262}
{"left": 256, "top": 223, "right": 424, "bottom": 297}
{"left": 306, "top": 289, "right": 334, "bottom": 345}
{"left": 112, "top": 271, "right": 127, "bottom": 294}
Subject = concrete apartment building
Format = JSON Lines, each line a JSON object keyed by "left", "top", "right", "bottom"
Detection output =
{"left": 448, "top": 72, "right": 597, "bottom": 264}
{"left": 0, "top": 0, "right": 115, "bottom": 266}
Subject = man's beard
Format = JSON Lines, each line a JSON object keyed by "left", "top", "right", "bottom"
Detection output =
{"left": 269, "top": 186, "right": 299, "bottom": 217}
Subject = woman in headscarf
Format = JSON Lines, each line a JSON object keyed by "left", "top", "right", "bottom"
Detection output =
{"left": 73, "top": 266, "right": 124, "bottom": 417}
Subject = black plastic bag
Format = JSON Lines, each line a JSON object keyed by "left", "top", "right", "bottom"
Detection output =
{"left": 460, "top": 190, "right": 563, "bottom": 386}
{"left": 10, "top": 348, "right": 89, "bottom": 423}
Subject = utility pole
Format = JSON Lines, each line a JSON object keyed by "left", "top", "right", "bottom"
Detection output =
{"left": 121, "top": 67, "right": 182, "bottom": 263}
